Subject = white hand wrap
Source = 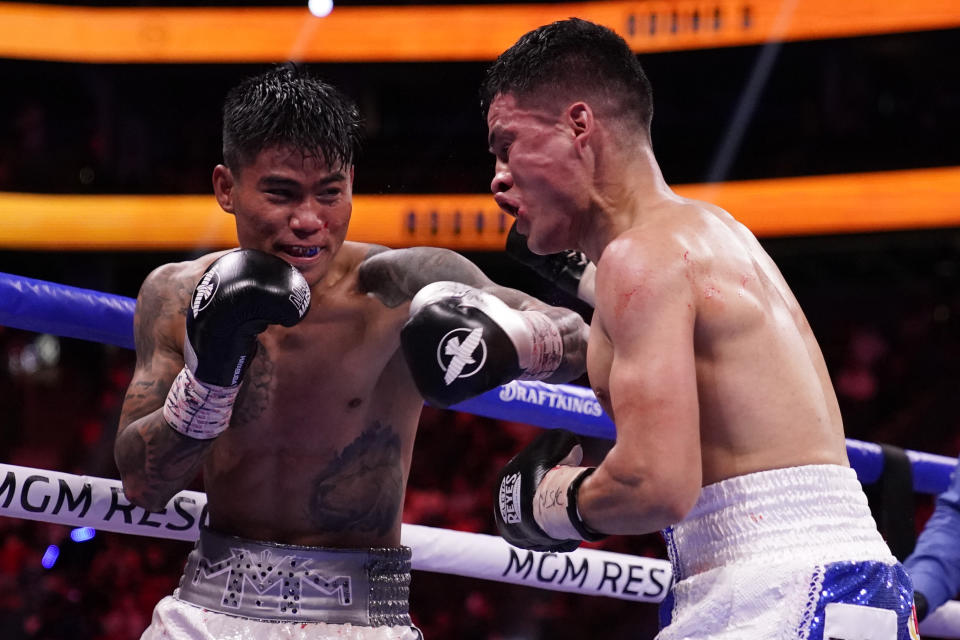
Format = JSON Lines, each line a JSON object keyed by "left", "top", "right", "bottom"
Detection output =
{"left": 533, "top": 465, "right": 593, "bottom": 541}
{"left": 162, "top": 366, "right": 240, "bottom": 440}
{"left": 516, "top": 309, "right": 563, "bottom": 381}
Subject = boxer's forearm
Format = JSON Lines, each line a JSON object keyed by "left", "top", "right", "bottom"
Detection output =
{"left": 359, "top": 246, "right": 492, "bottom": 307}
{"left": 115, "top": 409, "right": 212, "bottom": 512}
{"left": 577, "top": 461, "right": 696, "bottom": 536}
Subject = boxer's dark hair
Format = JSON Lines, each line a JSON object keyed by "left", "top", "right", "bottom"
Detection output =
{"left": 480, "top": 18, "right": 654, "bottom": 134}
{"left": 222, "top": 63, "right": 362, "bottom": 172}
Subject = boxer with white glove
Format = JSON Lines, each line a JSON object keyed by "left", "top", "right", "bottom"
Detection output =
{"left": 493, "top": 428, "right": 606, "bottom": 552}
{"left": 400, "top": 281, "right": 564, "bottom": 408}
{"left": 163, "top": 249, "right": 311, "bottom": 439}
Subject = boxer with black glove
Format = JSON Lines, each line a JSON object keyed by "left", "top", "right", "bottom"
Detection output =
{"left": 400, "top": 281, "right": 564, "bottom": 408}
{"left": 163, "top": 249, "right": 311, "bottom": 439}
{"left": 493, "top": 428, "right": 606, "bottom": 552}
{"left": 506, "top": 221, "right": 596, "bottom": 307}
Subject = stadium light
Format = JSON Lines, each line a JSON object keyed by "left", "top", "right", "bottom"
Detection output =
{"left": 308, "top": 0, "right": 333, "bottom": 18}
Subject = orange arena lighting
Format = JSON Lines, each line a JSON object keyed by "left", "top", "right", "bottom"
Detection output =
{"left": 2, "top": 167, "right": 959, "bottom": 251}
{"left": 0, "top": 1, "right": 958, "bottom": 63}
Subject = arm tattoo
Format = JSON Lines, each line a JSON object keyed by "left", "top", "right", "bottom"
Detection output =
{"left": 133, "top": 281, "right": 164, "bottom": 365}
{"left": 119, "top": 379, "right": 166, "bottom": 428}
{"left": 140, "top": 422, "right": 210, "bottom": 483}
{"left": 116, "top": 264, "right": 211, "bottom": 510}
{"left": 116, "top": 417, "right": 211, "bottom": 509}
{"left": 173, "top": 276, "right": 193, "bottom": 317}
{"left": 230, "top": 342, "right": 273, "bottom": 427}
{"left": 358, "top": 247, "right": 490, "bottom": 307}
{"left": 307, "top": 422, "right": 403, "bottom": 536}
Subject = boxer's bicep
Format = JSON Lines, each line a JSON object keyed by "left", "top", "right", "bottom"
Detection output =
{"left": 359, "top": 245, "right": 573, "bottom": 314}
{"left": 580, "top": 241, "right": 701, "bottom": 532}
{"left": 605, "top": 292, "right": 700, "bottom": 495}
{"left": 358, "top": 247, "right": 492, "bottom": 307}
{"left": 120, "top": 265, "right": 189, "bottom": 431}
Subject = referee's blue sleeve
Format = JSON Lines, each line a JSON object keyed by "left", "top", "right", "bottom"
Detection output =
{"left": 904, "top": 462, "right": 960, "bottom": 613}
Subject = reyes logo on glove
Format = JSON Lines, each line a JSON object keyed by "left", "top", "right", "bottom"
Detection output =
{"left": 498, "top": 472, "right": 522, "bottom": 524}
{"left": 192, "top": 269, "right": 220, "bottom": 317}
{"left": 437, "top": 327, "right": 488, "bottom": 385}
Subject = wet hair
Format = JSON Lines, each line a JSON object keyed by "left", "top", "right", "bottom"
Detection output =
{"left": 480, "top": 18, "right": 653, "bottom": 134}
{"left": 222, "top": 64, "right": 362, "bottom": 172}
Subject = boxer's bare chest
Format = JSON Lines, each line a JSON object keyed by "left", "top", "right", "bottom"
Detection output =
{"left": 201, "top": 271, "right": 422, "bottom": 543}
{"left": 227, "top": 276, "right": 411, "bottom": 444}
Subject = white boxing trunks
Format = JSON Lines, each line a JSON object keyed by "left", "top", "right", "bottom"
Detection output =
{"left": 659, "top": 465, "right": 919, "bottom": 640}
{"left": 140, "top": 527, "right": 422, "bottom": 640}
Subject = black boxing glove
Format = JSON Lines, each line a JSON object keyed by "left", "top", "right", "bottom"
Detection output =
{"left": 506, "top": 222, "right": 596, "bottom": 307}
{"left": 162, "top": 249, "right": 311, "bottom": 439}
{"left": 494, "top": 428, "right": 606, "bottom": 552}
{"left": 401, "top": 281, "right": 563, "bottom": 408}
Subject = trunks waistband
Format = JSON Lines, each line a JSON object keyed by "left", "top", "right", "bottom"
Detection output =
{"left": 663, "top": 464, "right": 894, "bottom": 580}
{"left": 175, "top": 527, "right": 412, "bottom": 626}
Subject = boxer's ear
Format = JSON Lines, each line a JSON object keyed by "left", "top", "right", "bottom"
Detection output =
{"left": 213, "top": 165, "right": 236, "bottom": 215}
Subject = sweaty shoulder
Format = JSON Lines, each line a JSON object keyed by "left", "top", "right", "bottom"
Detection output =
{"left": 594, "top": 225, "right": 695, "bottom": 334}
{"left": 354, "top": 241, "right": 391, "bottom": 260}
{"left": 645, "top": 200, "right": 799, "bottom": 343}
{"left": 627, "top": 199, "right": 762, "bottom": 286}
{"left": 141, "top": 251, "right": 230, "bottom": 302}
{"left": 135, "top": 251, "right": 231, "bottom": 345}
{"left": 597, "top": 219, "right": 695, "bottom": 294}
{"left": 339, "top": 241, "right": 386, "bottom": 273}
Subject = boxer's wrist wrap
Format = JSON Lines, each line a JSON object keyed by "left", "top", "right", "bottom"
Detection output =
{"left": 163, "top": 366, "right": 239, "bottom": 439}
{"left": 533, "top": 465, "right": 605, "bottom": 542}
{"left": 517, "top": 310, "right": 563, "bottom": 381}
{"left": 566, "top": 466, "right": 606, "bottom": 541}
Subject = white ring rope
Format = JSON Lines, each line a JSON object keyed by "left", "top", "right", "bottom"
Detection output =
{"left": 0, "top": 462, "right": 671, "bottom": 604}
{"left": 6, "top": 462, "right": 957, "bottom": 637}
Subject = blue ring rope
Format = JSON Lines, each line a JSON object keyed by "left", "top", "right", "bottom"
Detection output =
{"left": 0, "top": 271, "right": 135, "bottom": 350}
{"left": 1, "top": 270, "right": 955, "bottom": 494}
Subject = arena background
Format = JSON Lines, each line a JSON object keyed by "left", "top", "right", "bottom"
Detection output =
{"left": 1, "top": 1, "right": 959, "bottom": 638}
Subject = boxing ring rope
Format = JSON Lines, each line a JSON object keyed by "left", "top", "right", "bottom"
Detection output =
{"left": 0, "top": 462, "right": 669, "bottom": 604}
{"left": 3, "top": 271, "right": 957, "bottom": 493}
{"left": 2, "top": 270, "right": 960, "bottom": 636}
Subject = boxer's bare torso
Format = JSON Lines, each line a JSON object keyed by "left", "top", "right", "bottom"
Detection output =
{"left": 118, "top": 242, "right": 423, "bottom": 548}
{"left": 117, "top": 238, "right": 587, "bottom": 548}
{"left": 580, "top": 197, "right": 848, "bottom": 534}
